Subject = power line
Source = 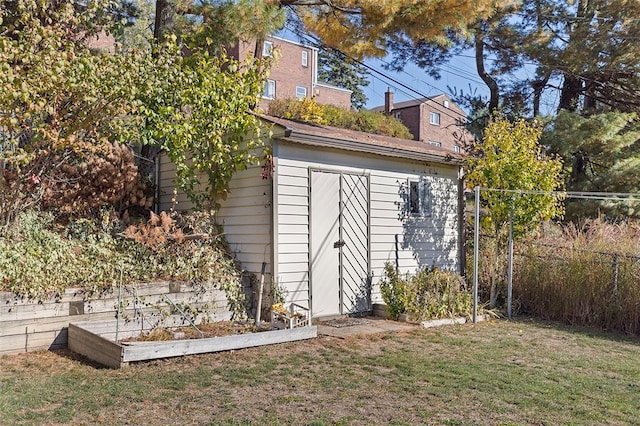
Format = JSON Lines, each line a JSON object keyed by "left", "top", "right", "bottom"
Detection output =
{"left": 479, "top": 188, "right": 640, "bottom": 202}
{"left": 288, "top": 26, "right": 469, "bottom": 122}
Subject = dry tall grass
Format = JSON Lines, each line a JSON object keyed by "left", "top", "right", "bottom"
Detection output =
{"left": 514, "top": 219, "right": 640, "bottom": 334}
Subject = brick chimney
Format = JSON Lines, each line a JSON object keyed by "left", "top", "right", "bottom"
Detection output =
{"left": 384, "top": 88, "right": 394, "bottom": 115}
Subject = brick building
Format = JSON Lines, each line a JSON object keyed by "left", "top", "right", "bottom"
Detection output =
{"left": 371, "top": 91, "right": 472, "bottom": 153}
{"left": 227, "top": 36, "right": 352, "bottom": 111}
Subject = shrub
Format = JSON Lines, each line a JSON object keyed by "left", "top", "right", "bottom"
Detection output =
{"left": 380, "top": 262, "right": 472, "bottom": 321}
{"left": 406, "top": 266, "right": 472, "bottom": 321}
{"left": 268, "top": 98, "right": 413, "bottom": 139}
{"left": 0, "top": 210, "right": 246, "bottom": 316}
{"left": 379, "top": 263, "right": 409, "bottom": 320}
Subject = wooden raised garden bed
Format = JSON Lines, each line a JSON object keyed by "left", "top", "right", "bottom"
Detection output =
{"left": 69, "top": 311, "right": 317, "bottom": 369}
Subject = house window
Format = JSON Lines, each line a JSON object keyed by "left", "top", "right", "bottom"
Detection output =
{"left": 394, "top": 112, "right": 401, "bottom": 119}
{"left": 263, "top": 79, "right": 276, "bottom": 99}
{"left": 408, "top": 177, "right": 432, "bottom": 217}
{"left": 296, "top": 86, "right": 307, "bottom": 100}
{"left": 455, "top": 118, "right": 465, "bottom": 128}
{"left": 262, "top": 41, "right": 273, "bottom": 57}
{"left": 430, "top": 112, "right": 440, "bottom": 125}
{"left": 301, "top": 51, "right": 308, "bottom": 67}
{"left": 454, "top": 145, "right": 461, "bottom": 153}
{"left": 429, "top": 140, "right": 442, "bottom": 147}
{"left": 443, "top": 100, "right": 449, "bottom": 108}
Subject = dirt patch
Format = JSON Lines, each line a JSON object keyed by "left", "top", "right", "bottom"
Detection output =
{"left": 122, "top": 320, "right": 268, "bottom": 342}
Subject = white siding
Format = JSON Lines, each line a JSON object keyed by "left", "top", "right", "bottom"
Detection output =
{"left": 157, "top": 154, "right": 195, "bottom": 211}
{"left": 158, "top": 137, "right": 461, "bottom": 312}
{"left": 156, "top": 152, "right": 273, "bottom": 277}
{"left": 217, "top": 165, "right": 273, "bottom": 276}
{"left": 273, "top": 157, "right": 311, "bottom": 307}
{"left": 273, "top": 141, "right": 461, "bottom": 308}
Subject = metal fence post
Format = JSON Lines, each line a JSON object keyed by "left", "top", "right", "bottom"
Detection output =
{"left": 507, "top": 205, "right": 514, "bottom": 319}
{"left": 473, "top": 186, "right": 480, "bottom": 323}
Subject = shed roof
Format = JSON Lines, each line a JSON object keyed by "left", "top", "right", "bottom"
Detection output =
{"left": 259, "top": 114, "right": 464, "bottom": 165}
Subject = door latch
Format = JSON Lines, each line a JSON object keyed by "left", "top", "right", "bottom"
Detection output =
{"left": 333, "top": 240, "right": 345, "bottom": 248}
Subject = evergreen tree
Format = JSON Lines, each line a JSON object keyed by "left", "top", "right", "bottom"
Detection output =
{"left": 316, "top": 45, "right": 369, "bottom": 110}
{"left": 543, "top": 111, "right": 640, "bottom": 218}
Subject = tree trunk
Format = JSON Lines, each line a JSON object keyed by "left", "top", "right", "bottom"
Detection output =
{"left": 475, "top": 26, "right": 499, "bottom": 113}
{"left": 154, "top": 0, "right": 176, "bottom": 44}
{"left": 532, "top": 72, "right": 550, "bottom": 117}
{"left": 557, "top": 0, "right": 595, "bottom": 114}
{"left": 558, "top": 73, "right": 582, "bottom": 112}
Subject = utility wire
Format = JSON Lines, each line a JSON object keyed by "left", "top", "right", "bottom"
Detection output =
{"left": 479, "top": 188, "right": 640, "bottom": 201}
{"left": 288, "top": 25, "right": 469, "bottom": 122}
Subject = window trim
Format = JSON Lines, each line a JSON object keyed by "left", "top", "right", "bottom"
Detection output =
{"left": 301, "top": 50, "right": 308, "bottom": 67}
{"left": 263, "top": 79, "right": 276, "bottom": 99}
{"left": 429, "top": 112, "right": 440, "bottom": 125}
{"left": 408, "top": 177, "right": 432, "bottom": 217}
{"left": 296, "top": 86, "right": 307, "bottom": 100}
{"left": 262, "top": 40, "right": 273, "bottom": 57}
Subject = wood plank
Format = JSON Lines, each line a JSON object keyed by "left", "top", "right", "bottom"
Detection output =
{"left": 121, "top": 326, "right": 317, "bottom": 363}
{"left": 68, "top": 324, "right": 124, "bottom": 369}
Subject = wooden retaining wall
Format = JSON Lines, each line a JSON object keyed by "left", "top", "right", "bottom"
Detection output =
{"left": 0, "top": 281, "right": 233, "bottom": 356}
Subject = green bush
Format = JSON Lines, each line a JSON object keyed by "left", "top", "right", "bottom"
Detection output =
{"left": 380, "top": 262, "right": 472, "bottom": 321}
{"left": 379, "top": 263, "right": 409, "bottom": 320}
{"left": 0, "top": 210, "right": 246, "bottom": 315}
{"left": 268, "top": 98, "right": 414, "bottom": 139}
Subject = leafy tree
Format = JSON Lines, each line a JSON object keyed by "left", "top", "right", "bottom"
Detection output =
{"left": 152, "top": 0, "right": 286, "bottom": 54}
{"left": 114, "top": 0, "right": 156, "bottom": 52}
{"left": 0, "top": 0, "right": 272, "bottom": 222}
{"left": 316, "top": 45, "right": 369, "bottom": 110}
{"left": 293, "top": 0, "right": 505, "bottom": 58}
{"left": 543, "top": 111, "right": 640, "bottom": 218}
{"left": 381, "top": 0, "right": 640, "bottom": 120}
{"left": 0, "top": 0, "right": 148, "bottom": 224}
{"left": 466, "top": 117, "right": 564, "bottom": 307}
{"left": 138, "top": 46, "right": 271, "bottom": 210}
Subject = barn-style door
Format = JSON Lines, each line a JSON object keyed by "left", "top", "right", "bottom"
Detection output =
{"left": 310, "top": 170, "right": 370, "bottom": 318}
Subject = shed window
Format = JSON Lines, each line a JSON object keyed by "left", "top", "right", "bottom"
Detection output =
{"left": 430, "top": 112, "right": 440, "bottom": 125}
{"left": 408, "top": 177, "right": 432, "bottom": 217}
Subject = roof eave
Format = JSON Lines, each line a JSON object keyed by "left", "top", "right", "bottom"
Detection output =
{"left": 280, "top": 129, "right": 464, "bottom": 165}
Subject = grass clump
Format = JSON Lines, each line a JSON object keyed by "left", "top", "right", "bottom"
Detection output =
{"left": 514, "top": 218, "right": 640, "bottom": 334}
{"left": 380, "top": 262, "right": 472, "bottom": 321}
{"left": 268, "top": 97, "right": 414, "bottom": 139}
{"left": 0, "top": 210, "right": 245, "bottom": 314}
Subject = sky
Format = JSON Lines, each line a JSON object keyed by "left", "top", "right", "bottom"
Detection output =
{"left": 361, "top": 55, "right": 490, "bottom": 112}
{"left": 276, "top": 27, "right": 562, "bottom": 117}
{"left": 275, "top": 27, "right": 490, "bottom": 114}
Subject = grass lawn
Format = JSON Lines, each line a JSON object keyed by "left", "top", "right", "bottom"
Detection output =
{"left": 2, "top": 318, "right": 640, "bottom": 425}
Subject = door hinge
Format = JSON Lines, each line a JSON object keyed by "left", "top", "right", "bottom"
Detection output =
{"left": 333, "top": 240, "right": 345, "bottom": 248}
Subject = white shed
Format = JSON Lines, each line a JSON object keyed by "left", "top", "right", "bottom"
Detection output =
{"left": 158, "top": 115, "right": 465, "bottom": 318}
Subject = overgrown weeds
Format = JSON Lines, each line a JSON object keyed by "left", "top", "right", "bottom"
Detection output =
{"left": 514, "top": 218, "right": 640, "bottom": 334}
{"left": 0, "top": 210, "right": 246, "bottom": 315}
{"left": 380, "top": 262, "right": 472, "bottom": 321}
{"left": 268, "top": 98, "right": 414, "bottom": 139}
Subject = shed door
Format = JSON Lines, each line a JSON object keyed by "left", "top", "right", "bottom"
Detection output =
{"left": 310, "top": 170, "right": 370, "bottom": 318}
